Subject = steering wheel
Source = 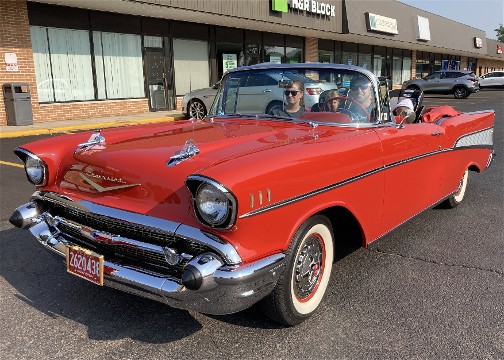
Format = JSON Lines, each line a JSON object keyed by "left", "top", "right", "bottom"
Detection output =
{"left": 322, "top": 96, "right": 370, "bottom": 123}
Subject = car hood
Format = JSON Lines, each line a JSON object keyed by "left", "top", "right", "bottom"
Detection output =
{"left": 49, "top": 118, "right": 360, "bottom": 221}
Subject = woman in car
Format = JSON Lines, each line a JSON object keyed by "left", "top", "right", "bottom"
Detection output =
{"left": 269, "top": 80, "right": 305, "bottom": 118}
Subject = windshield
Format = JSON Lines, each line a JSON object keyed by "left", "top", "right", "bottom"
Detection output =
{"left": 209, "top": 67, "right": 380, "bottom": 125}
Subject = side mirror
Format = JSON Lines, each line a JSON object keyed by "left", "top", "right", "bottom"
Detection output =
{"left": 396, "top": 109, "right": 416, "bottom": 128}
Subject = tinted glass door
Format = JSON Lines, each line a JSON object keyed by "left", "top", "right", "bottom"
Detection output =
{"left": 145, "top": 49, "right": 169, "bottom": 111}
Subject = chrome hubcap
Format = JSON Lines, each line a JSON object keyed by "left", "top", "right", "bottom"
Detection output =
{"left": 294, "top": 235, "right": 323, "bottom": 300}
{"left": 189, "top": 101, "right": 205, "bottom": 119}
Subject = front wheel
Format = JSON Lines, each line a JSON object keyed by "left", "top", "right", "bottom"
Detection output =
{"left": 440, "top": 169, "right": 469, "bottom": 208}
{"left": 260, "top": 215, "right": 334, "bottom": 326}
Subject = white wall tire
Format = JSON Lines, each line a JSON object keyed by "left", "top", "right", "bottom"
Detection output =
{"left": 260, "top": 215, "right": 334, "bottom": 326}
{"left": 441, "top": 169, "right": 469, "bottom": 208}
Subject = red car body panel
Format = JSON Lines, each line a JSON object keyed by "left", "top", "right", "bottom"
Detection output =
{"left": 20, "top": 110, "right": 493, "bottom": 264}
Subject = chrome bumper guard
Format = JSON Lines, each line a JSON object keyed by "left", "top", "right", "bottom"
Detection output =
{"left": 11, "top": 199, "right": 285, "bottom": 315}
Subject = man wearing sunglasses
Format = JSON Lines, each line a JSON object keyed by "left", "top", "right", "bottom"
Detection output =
{"left": 269, "top": 80, "right": 305, "bottom": 118}
{"left": 348, "top": 76, "right": 376, "bottom": 121}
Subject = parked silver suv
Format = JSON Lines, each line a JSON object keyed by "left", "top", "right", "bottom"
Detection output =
{"left": 402, "top": 70, "right": 479, "bottom": 99}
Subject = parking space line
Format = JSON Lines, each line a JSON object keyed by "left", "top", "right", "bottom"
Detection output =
{"left": 0, "top": 160, "right": 24, "bottom": 168}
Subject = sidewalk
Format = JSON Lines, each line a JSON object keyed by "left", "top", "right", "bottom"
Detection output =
{"left": 0, "top": 110, "right": 186, "bottom": 138}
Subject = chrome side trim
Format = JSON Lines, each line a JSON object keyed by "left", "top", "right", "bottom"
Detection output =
{"left": 462, "top": 110, "right": 495, "bottom": 115}
{"left": 454, "top": 126, "right": 494, "bottom": 149}
{"left": 239, "top": 143, "right": 489, "bottom": 219}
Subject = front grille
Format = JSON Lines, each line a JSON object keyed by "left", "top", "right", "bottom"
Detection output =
{"left": 39, "top": 199, "right": 211, "bottom": 277}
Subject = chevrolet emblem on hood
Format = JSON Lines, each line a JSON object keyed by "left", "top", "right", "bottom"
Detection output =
{"left": 80, "top": 173, "right": 140, "bottom": 193}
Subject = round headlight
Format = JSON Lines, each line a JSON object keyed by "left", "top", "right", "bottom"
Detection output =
{"left": 195, "top": 183, "right": 231, "bottom": 227}
{"left": 25, "top": 156, "right": 46, "bottom": 185}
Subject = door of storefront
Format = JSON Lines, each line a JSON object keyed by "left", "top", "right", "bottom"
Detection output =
{"left": 145, "top": 48, "right": 171, "bottom": 111}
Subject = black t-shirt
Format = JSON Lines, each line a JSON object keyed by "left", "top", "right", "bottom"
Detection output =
{"left": 270, "top": 106, "right": 305, "bottom": 118}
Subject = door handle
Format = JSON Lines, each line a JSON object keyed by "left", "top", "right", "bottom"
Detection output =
{"left": 431, "top": 132, "right": 442, "bottom": 136}
{"left": 263, "top": 89, "right": 272, "bottom": 93}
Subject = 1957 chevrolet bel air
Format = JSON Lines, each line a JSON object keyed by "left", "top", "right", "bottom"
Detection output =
{"left": 10, "top": 64, "right": 494, "bottom": 326}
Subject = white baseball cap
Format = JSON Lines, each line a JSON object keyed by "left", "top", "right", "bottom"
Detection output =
{"left": 393, "top": 98, "right": 414, "bottom": 112}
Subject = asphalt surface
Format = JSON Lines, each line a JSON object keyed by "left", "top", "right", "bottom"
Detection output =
{"left": 0, "top": 89, "right": 503, "bottom": 359}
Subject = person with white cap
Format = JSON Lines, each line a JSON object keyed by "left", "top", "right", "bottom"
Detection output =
{"left": 392, "top": 98, "right": 414, "bottom": 116}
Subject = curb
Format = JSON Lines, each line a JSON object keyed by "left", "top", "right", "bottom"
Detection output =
{"left": 0, "top": 115, "right": 186, "bottom": 139}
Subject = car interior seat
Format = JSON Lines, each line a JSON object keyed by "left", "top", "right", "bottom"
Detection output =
{"left": 311, "top": 90, "right": 332, "bottom": 112}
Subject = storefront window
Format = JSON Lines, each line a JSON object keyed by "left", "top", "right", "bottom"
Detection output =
{"left": 402, "top": 56, "right": 412, "bottom": 82}
{"left": 342, "top": 52, "right": 357, "bottom": 66}
{"left": 30, "top": 26, "right": 94, "bottom": 102}
{"left": 342, "top": 42, "right": 358, "bottom": 67}
{"left": 245, "top": 44, "right": 261, "bottom": 66}
{"left": 144, "top": 36, "right": 163, "bottom": 48}
{"left": 358, "top": 44, "right": 372, "bottom": 70}
{"left": 318, "top": 50, "right": 333, "bottom": 63}
{"left": 217, "top": 42, "right": 243, "bottom": 78}
{"left": 392, "top": 56, "right": 402, "bottom": 86}
{"left": 358, "top": 53, "right": 372, "bottom": 70}
{"left": 265, "top": 46, "right": 284, "bottom": 63}
{"left": 286, "top": 46, "right": 302, "bottom": 63}
{"left": 172, "top": 39, "right": 210, "bottom": 95}
{"left": 94, "top": 32, "right": 144, "bottom": 99}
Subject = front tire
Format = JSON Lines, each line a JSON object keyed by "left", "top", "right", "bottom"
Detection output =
{"left": 440, "top": 169, "right": 468, "bottom": 208}
{"left": 260, "top": 215, "right": 334, "bottom": 326}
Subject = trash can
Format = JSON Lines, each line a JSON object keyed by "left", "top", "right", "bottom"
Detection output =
{"left": 3, "top": 83, "right": 33, "bottom": 126}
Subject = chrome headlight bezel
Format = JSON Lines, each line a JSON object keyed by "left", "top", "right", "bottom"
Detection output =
{"left": 185, "top": 175, "right": 237, "bottom": 229}
{"left": 14, "top": 148, "right": 48, "bottom": 186}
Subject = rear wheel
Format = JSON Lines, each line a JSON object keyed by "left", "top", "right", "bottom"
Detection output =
{"left": 440, "top": 169, "right": 468, "bottom": 208}
{"left": 260, "top": 215, "right": 334, "bottom": 326}
{"left": 453, "top": 86, "right": 468, "bottom": 99}
{"left": 265, "top": 100, "right": 283, "bottom": 115}
{"left": 188, "top": 99, "right": 207, "bottom": 119}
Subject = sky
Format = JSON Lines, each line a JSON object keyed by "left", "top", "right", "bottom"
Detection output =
{"left": 398, "top": 0, "right": 503, "bottom": 40}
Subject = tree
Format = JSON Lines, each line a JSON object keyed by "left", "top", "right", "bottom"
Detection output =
{"left": 495, "top": 24, "right": 504, "bottom": 42}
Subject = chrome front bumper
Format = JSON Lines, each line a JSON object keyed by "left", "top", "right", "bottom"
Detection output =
{"left": 10, "top": 196, "right": 285, "bottom": 315}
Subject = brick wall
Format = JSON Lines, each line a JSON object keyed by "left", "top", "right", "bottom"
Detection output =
{"left": 0, "top": 0, "right": 37, "bottom": 125}
{"left": 305, "top": 37, "right": 319, "bottom": 63}
{"left": 411, "top": 50, "right": 417, "bottom": 79}
{"left": 0, "top": 0, "right": 149, "bottom": 126}
{"left": 36, "top": 99, "right": 150, "bottom": 122}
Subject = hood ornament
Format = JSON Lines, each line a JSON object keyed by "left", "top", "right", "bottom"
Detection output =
{"left": 79, "top": 173, "right": 140, "bottom": 193}
{"left": 167, "top": 139, "right": 200, "bottom": 168}
{"left": 76, "top": 130, "right": 106, "bottom": 153}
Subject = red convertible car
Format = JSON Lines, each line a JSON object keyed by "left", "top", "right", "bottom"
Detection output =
{"left": 10, "top": 64, "right": 495, "bottom": 326}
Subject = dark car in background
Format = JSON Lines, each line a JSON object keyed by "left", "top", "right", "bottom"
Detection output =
{"left": 402, "top": 70, "right": 479, "bottom": 99}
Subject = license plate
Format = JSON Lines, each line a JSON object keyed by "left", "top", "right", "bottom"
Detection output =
{"left": 66, "top": 245, "right": 104, "bottom": 286}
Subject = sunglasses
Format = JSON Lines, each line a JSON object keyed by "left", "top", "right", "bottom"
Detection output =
{"left": 284, "top": 90, "right": 299, "bottom": 96}
{"left": 351, "top": 84, "right": 370, "bottom": 91}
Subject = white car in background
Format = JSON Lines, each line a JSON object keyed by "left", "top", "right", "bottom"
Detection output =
{"left": 478, "top": 71, "right": 504, "bottom": 88}
{"left": 182, "top": 71, "right": 335, "bottom": 119}
{"left": 181, "top": 83, "right": 219, "bottom": 120}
